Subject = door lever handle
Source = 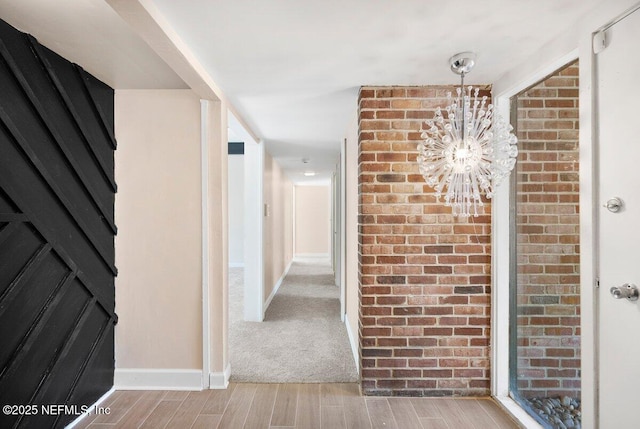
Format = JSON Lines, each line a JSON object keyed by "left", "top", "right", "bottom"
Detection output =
{"left": 610, "top": 283, "right": 639, "bottom": 301}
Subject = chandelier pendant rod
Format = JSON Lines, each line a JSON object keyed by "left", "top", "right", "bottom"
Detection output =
{"left": 460, "top": 71, "right": 466, "bottom": 142}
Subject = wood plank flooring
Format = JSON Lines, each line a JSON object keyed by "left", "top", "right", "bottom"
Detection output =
{"left": 73, "top": 383, "right": 522, "bottom": 429}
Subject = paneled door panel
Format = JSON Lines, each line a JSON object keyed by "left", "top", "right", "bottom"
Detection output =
{"left": 0, "top": 18, "right": 116, "bottom": 429}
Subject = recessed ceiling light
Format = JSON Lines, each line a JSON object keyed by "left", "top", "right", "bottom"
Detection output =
{"left": 303, "top": 171, "right": 316, "bottom": 177}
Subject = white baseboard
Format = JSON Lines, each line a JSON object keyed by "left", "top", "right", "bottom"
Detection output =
{"left": 264, "top": 259, "right": 293, "bottom": 315}
{"left": 65, "top": 387, "right": 115, "bottom": 428}
{"left": 228, "top": 262, "right": 245, "bottom": 268}
{"left": 114, "top": 368, "right": 203, "bottom": 390}
{"left": 209, "top": 363, "right": 231, "bottom": 389}
{"left": 344, "top": 313, "right": 360, "bottom": 374}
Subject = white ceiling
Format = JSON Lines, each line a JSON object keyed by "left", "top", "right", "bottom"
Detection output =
{"left": 0, "top": 0, "right": 187, "bottom": 89}
{"left": 0, "top": 0, "right": 609, "bottom": 184}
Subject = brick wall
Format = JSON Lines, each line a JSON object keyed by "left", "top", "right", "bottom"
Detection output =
{"left": 358, "top": 87, "right": 492, "bottom": 396}
{"left": 515, "top": 61, "right": 580, "bottom": 399}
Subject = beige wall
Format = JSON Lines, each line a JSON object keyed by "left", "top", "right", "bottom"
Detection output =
{"left": 114, "top": 89, "right": 202, "bottom": 369}
{"left": 345, "top": 114, "right": 359, "bottom": 355}
{"left": 294, "top": 185, "right": 331, "bottom": 255}
{"left": 263, "top": 152, "right": 294, "bottom": 301}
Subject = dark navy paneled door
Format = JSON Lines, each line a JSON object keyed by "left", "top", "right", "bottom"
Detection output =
{"left": 0, "top": 18, "right": 116, "bottom": 429}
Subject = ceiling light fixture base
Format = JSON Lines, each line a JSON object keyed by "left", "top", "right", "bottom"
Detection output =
{"left": 449, "top": 52, "right": 477, "bottom": 75}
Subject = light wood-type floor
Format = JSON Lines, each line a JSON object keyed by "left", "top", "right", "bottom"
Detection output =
{"left": 75, "top": 383, "right": 522, "bottom": 429}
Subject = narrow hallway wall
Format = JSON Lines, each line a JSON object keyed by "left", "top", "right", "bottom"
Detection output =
{"left": 263, "top": 152, "right": 294, "bottom": 303}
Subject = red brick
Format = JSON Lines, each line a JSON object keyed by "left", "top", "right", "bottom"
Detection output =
{"left": 392, "top": 265, "right": 422, "bottom": 275}
{"left": 362, "top": 369, "right": 391, "bottom": 378}
{"left": 360, "top": 141, "right": 390, "bottom": 151}
{"left": 377, "top": 110, "right": 405, "bottom": 119}
{"left": 391, "top": 99, "right": 422, "bottom": 109}
{"left": 440, "top": 359, "right": 469, "bottom": 368}
{"left": 376, "top": 174, "right": 405, "bottom": 182}
{"left": 377, "top": 359, "right": 408, "bottom": 368}
{"left": 407, "top": 88, "right": 439, "bottom": 98}
{"left": 378, "top": 317, "right": 407, "bottom": 326}
{"left": 362, "top": 327, "right": 391, "bottom": 337}
{"left": 362, "top": 286, "right": 391, "bottom": 295}
{"left": 407, "top": 380, "right": 437, "bottom": 389}
{"left": 376, "top": 256, "right": 407, "bottom": 264}
{"left": 378, "top": 215, "right": 406, "bottom": 224}
{"left": 376, "top": 131, "right": 406, "bottom": 140}
{"left": 407, "top": 275, "right": 437, "bottom": 284}
{"left": 361, "top": 99, "right": 390, "bottom": 109}
{"left": 423, "top": 306, "right": 453, "bottom": 315}
{"left": 376, "top": 276, "right": 406, "bottom": 285}
{"left": 406, "top": 110, "right": 432, "bottom": 119}
{"left": 423, "top": 328, "right": 453, "bottom": 336}
{"left": 423, "top": 245, "right": 454, "bottom": 254}
{"left": 393, "top": 369, "right": 422, "bottom": 378}
{"left": 408, "top": 338, "right": 437, "bottom": 347}
{"left": 379, "top": 338, "right": 408, "bottom": 347}
{"left": 407, "top": 317, "right": 437, "bottom": 326}
{"left": 359, "top": 89, "right": 375, "bottom": 98}
{"left": 363, "top": 307, "right": 392, "bottom": 316}
{"left": 408, "top": 359, "right": 438, "bottom": 368}
{"left": 376, "top": 296, "right": 407, "bottom": 305}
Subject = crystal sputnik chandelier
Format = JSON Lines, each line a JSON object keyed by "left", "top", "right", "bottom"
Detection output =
{"left": 417, "top": 52, "right": 518, "bottom": 217}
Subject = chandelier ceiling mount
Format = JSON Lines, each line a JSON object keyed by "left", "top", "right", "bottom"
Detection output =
{"left": 449, "top": 52, "right": 476, "bottom": 76}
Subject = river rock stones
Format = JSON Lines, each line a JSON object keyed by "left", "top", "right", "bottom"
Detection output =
{"left": 527, "top": 396, "right": 581, "bottom": 429}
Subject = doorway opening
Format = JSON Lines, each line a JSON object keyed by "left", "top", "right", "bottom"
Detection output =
{"left": 225, "top": 115, "right": 356, "bottom": 383}
{"left": 509, "top": 60, "right": 581, "bottom": 428}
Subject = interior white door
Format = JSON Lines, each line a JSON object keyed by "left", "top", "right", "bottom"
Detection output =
{"left": 597, "top": 7, "right": 640, "bottom": 428}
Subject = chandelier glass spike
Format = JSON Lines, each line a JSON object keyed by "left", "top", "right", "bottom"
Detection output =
{"left": 417, "top": 52, "right": 518, "bottom": 217}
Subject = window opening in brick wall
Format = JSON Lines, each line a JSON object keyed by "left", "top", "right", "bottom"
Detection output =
{"left": 509, "top": 60, "right": 581, "bottom": 429}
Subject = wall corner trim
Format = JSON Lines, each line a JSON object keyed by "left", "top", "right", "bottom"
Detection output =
{"left": 209, "top": 364, "right": 231, "bottom": 389}
{"left": 200, "top": 99, "right": 212, "bottom": 390}
{"left": 344, "top": 313, "right": 360, "bottom": 374}
{"left": 114, "top": 369, "right": 203, "bottom": 390}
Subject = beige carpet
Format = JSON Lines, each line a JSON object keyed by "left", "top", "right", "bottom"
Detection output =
{"left": 229, "top": 258, "right": 358, "bottom": 383}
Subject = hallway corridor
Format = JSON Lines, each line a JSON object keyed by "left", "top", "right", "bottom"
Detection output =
{"left": 229, "top": 258, "right": 358, "bottom": 382}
